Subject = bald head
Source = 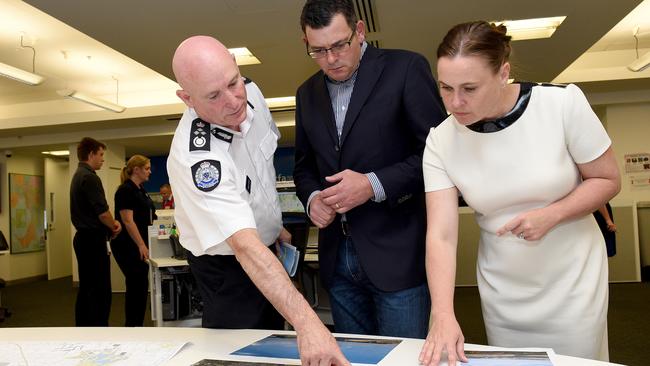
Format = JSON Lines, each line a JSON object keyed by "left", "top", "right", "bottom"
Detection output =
{"left": 171, "top": 35, "right": 248, "bottom": 129}
{"left": 172, "top": 35, "right": 235, "bottom": 92}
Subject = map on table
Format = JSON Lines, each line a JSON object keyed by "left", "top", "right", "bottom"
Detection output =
{"left": 0, "top": 341, "right": 186, "bottom": 366}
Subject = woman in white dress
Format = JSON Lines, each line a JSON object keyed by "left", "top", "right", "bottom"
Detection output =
{"left": 418, "top": 21, "right": 620, "bottom": 366}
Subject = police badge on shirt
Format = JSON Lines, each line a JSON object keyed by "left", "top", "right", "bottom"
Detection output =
{"left": 191, "top": 160, "right": 221, "bottom": 192}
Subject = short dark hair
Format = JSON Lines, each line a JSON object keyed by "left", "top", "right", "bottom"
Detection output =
{"left": 160, "top": 183, "right": 171, "bottom": 190}
{"left": 300, "top": 0, "right": 357, "bottom": 32}
{"left": 77, "top": 137, "right": 106, "bottom": 161}
{"left": 437, "top": 21, "right": 512, "bottom": 74}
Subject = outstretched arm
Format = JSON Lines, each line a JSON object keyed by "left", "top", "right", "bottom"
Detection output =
{"left": 227, "top": 229, "right": 350, "bottom": 366}
{"left": 420, "top": 187, "right": 467, "bottom": 366}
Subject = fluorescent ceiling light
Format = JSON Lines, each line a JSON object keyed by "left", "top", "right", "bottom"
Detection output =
{"left": 266, "top": 96, "right": 295, "bottom": 110}
{"left": 42, "top": 150, "right": 70, "bottom": 156}
{"left": 228, "top": 47, "right": 261, "bottom": 66}
{"left": 494, "top": 16, "right": 567, "bottom": 41}
{"left": 0, "top": 61, "right": 44, "bottom": 85}
{"left": 57, "top": 89, "right": 126, "bottom": 113}
{"left": 627, "top": 50, "right": 650, "bottom": 72}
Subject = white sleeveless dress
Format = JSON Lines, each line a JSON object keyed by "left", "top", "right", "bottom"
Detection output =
{"left": 423, "top": 83, "right": 610, "bottom": 360}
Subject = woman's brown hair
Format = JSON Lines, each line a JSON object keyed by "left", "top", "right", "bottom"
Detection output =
{"left": 121, "top": 154, "right": 150, "bottom": 184}
{"left": 437, "top": 21, "right": 512, "bottom": 74}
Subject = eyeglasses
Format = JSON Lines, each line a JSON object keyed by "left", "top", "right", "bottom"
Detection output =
{"left": 307, "top": 31, "right": 356, "bottom": 59}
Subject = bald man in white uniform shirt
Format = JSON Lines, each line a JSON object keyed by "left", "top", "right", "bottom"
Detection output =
{"left": 167, "top": 35, "right": 349, "bottom": 366}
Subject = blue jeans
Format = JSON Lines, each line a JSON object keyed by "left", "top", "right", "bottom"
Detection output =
{"left": 328, "top": 237, "right": 430, "bottom": 338}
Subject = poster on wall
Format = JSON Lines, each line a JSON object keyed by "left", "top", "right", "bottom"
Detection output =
{"left": 624, "top": 153, "right": 650, "bottom": 174}
{"left": 630, "top": 174, "right": 650, "bottom": 188}
{"left": 9, "top": 173, "right": 46, "bottom": 254}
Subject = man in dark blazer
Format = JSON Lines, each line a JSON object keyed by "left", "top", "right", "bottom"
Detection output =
{"left": 294, "top": 0, "right": 447, "bottom": 338}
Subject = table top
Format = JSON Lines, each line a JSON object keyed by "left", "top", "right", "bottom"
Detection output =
{"left": 0, "top": 327, "right": 621, "bottom": 366}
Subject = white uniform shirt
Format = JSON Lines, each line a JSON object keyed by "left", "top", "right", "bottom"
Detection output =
{"left": 167, "top": 80, "right": 282, "bottom": 256}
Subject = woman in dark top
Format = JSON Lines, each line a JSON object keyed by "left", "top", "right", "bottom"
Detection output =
{"left": 111, "top": 154, "right": 156, "bottom": 326}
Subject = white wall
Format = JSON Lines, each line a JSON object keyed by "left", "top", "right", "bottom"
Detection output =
{"left": 0, "top": 154, "right": 47, "bottom": 281}
{"left": 604, "top": 101, "right": 650, "bottom": 205}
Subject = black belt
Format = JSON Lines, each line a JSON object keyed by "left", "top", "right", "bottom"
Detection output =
{"left": 341, "top": 221, "right": 351, "bottom": 236}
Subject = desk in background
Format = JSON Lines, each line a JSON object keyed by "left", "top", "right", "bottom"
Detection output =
{"left": 148, "top": 223, "right": 201, "bottom": 327}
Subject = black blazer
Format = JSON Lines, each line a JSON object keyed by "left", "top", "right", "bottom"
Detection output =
{"left": 294, "top": 45, "right": 447, "bottom": 291}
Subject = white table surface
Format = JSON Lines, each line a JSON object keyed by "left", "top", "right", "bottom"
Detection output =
{"left": 0, "top": 327, "right": 622, "bottom": 366}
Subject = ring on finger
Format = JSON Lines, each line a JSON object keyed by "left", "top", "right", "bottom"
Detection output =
{"left": 517, "top": 232, "right": 525, "bottom": 240}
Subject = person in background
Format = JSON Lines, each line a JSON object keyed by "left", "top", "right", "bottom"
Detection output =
{"left": 420, "top": 21, "right": 620, "bottom": 365}
{"left": 293, "top": 0, "right": 447, "bottom": 338}
{"left": 167, "top": 35, "right": 349, "bottom": 366}
{"left": 594, "top": 202, "right": 617, "bottom": 257}
{"left": 70, "top": 137, "right": 121, "bottom": 326}
{"left": 160, "top": 183, "right": 175, "bottom": 209}
{"left": 111, "top": 154, "right": 157, "bottom": 326}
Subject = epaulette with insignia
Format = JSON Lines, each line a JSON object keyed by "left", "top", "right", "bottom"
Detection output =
{"left": 211, "top": 127, "right": 234, "bottom": 144}
{"left": 189, "top": 118, "right": 210, "bottom": 151}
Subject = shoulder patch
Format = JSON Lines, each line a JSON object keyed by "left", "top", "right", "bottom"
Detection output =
{"left": 191, "top": 160, "right": 221, "bottom": 192}
{"left": 189, "top": 118, "right": 210, "bottom": 151}
{"left": 211, "top": 127, "right": 234, "bottom": 143}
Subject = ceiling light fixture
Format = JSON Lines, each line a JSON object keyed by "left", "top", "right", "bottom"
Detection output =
{"left": 42, "top": 150, "right": 70, "bottom": 156}
{"left": 57, "top": 89, "right": 126, "bottom": 113}
{"left": 266, "top": 96, "right": 295, "bottom": 111}
{"left": 228, "top": 47, "right": 261, "bottom": 66}
{"left": 628, "top": 51, "right": 650, "bottom": 72}
{"left": 0, "top": 35, "right": 45, "bottom": 85}
{"left": 627, "top": 26, "right": 650, "bottom": 72}
{"left": 0, "top": 61, "right": 44, "bottom": 85}
{"left": 493, "top": 16, "right": 567, "bottom": 41}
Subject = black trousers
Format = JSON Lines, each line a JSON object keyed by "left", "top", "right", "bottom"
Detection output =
{"left": 73, "top": 230, "right": 111, "bottom": 326}
{"left": 111, "top": 238, "right": 149, "bottom": 326}
{"left": 187, "top": 251, "right": 284, "bottom": 330}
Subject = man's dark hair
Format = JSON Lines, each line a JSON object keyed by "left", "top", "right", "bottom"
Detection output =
{"left": 77, "top": 137, "right": 106, "bottom": 161}
{"left": 160, "top": 183, "right": 171, "bottom": 190}
{"left": 300, "top": 0, "right": 357, "bottom": 32}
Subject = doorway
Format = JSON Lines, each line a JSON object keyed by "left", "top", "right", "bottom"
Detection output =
{"left": 44, "top": 157, "right": 72, "bottom": 280}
